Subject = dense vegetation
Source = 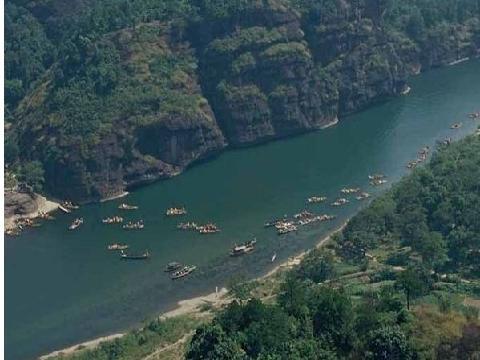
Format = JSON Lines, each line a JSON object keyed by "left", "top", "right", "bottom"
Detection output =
{"left": 5, "top": 0, "right": 480, "bottom": 201}
{"left": 52, "top": 135, "right": 480, "bottom": 360}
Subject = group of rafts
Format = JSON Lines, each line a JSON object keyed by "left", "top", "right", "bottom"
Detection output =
{"left": 173, "top": 208, "right": 221, "bottom": 234}
{"left": 264, "top": 174, "right": 387, "bottom": 235}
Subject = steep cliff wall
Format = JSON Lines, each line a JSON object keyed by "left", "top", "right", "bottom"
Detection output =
{"left": 14, "top": 23, "right": 226, "bottom": 201}
{"left": 7, "top": 0, "right": 480, "bottom": 202}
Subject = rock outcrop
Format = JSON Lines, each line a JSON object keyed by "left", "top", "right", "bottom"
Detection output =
{"left": 8, "top": 0, "right": 480, "bottom": 202}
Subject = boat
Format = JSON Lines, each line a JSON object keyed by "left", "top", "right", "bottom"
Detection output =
{"left": 340, "top": 187, "right": 360, "bottom": 194}
{"left": 264, "top": 216, "right": 287, "bottom": 227}
{"left": 102, "top": 216, "right": 124, "bottom": 224}
{"left": 165, "top": 262, "right": 183, "bottom": 272}
{"left": 468, "top": 112, "right": 480, "bottom": 119}
{"left": 369, "top": 179, "right": 388, "bottom": 186}
{"left": 177, "top": 222, "right": 198, "bottom": 230}
{"left": 120, "top": 250, "right": 150, "bottom": 260}
{"left": 171, "top": 265, "right": 197, "bottom": 279}
{"left": 107, "top": 243, "right": 129, "bottom": 250}
{"left": 293, "top": 210, "right": 314, "bottom": 220}
{"left": 118, "top": 203, "right": 138, "bottom": 210}
{"left": 448, "top": 57, "right": 469, "bottom": 66}
{"left": 197, "top": 223, "right": 220, "bottom": 234}
{"left": 450, "top": 123, "right": 462, "bottom": 129}
{"left": 401, "top": 85, "right": 411, "bottom": 95}
{"left": 166, "top": 207, "right": 187, "bottom": 216}
{"left": 307, "top": 196, "right": 327, "bottom": 204}
{"left": 275, "top": 221, "right": 297, "bottom": 234}
{"left": 356, "top": 192, "right": 371, "bottom": 201}
{"left": 62, "top": 201, "right": 79, "bottom": 210}
{"left": 331, "top": 198, "right": 349, "bottom": 206}
{"left": 437, "top": 137, "right": 452, "bottom": 146}
{"left": 406, "top": 160, "right": 418, "bottom": 169}
{"left": 122, "top": 220, "right": 144, "bottom": 230}
{"left": 230, "top": 239, "right": 257, "bottom": 256}
{"left": 368, "top": 174, "right": 386, "bottom": 180}
{"left": 271, "top": 253, "right": 277, "bottom": 262}
{"left": 69, "top": 218, "right": 84, "bottom": 230}
{"left": 58, "top": 204, "right": 71, "bottom": 213}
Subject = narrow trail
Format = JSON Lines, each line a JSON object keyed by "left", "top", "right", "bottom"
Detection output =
{"left": 142, "top": 331, "right": 195, "bottom": 360}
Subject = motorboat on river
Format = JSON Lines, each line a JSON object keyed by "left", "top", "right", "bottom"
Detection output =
{"left": 450, "top": 122, "right": 462, "bottom": 129}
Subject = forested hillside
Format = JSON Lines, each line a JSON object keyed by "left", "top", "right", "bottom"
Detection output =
{"left": 5, "top": 0, "right": 480, "bottom": 201}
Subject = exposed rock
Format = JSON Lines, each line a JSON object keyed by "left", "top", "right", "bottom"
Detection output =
{"left": 4, "top": 191, "right": 39, "bottom": 218}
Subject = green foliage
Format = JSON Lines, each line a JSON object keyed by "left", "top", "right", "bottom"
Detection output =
{"left": 227, "top": 275, "right": 257, "bottom": 301}
{"left": 18, "top": 161, "right": 45, "bottom": 192}
{"left": 339, "top": 136, "right": 480, "bottom": 277}
{"left": 365, "top": 326, "right": 414, "bottom": 360}
{"left": 187, "top": 324, "right": 246, "bottom": 360}
{"left": 295, "top": 249, "right": 336, "bottom": 283}
{"left": 55, "top": 315, "right": 203, "bottom": 360}
{"left": 396, "top": 266, "right": 432, "bottom": 309}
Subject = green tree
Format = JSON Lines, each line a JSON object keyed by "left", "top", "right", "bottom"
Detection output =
{"left": 278, "top": 272, "right": 308, "bottom": 317}
{"left": 365, "top": 326, "right": 414, "bottom": 360}
{"left": 186, "top": 324, "right": 246, "bottom": 360}
{"left": 414, "top": 231, "right": 448, "bottom": 269}
{"left": 396, "top": 266, "right": 431, "bottom": 310}
{"left": 310, "top": 287, "right": 356, "bottom": 354}
{"left": 18, "top": 161, "right": 45, "bottom": 192}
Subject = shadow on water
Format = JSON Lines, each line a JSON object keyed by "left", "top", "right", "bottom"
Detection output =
{"left": 5, "top": 59, "right": 480, "bottom": 359}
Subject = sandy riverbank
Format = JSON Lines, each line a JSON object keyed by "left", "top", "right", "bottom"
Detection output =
{"left": 4, "top": 193, "right": 59, "bottom": 231}
{"left": 39, "top": 334, "right": 124, "bottom": 360}
{"left": 38, "top": 221, "right": 348, "bottom": 359}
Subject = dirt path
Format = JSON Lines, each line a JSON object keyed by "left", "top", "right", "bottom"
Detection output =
{"left": 142, "top": 331, "right": 195, "bottom": 360}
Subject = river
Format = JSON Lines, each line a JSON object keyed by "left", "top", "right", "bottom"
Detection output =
{"left": 5, "top": 59, "right": 480, "bottom": 360}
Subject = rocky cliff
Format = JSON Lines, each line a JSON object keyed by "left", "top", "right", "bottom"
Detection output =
{"left": 6, "top": 0, "right": 480, "bottom": 202}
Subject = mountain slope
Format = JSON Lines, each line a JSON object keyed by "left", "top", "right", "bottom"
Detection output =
{"left": 5, "top": 0, "right": 480, "bottom": 201}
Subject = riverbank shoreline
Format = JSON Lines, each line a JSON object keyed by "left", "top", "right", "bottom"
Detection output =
{"left": 38, "top": 221, "right": 348, "bottom": 359}
{"left": 4, "top": 193, "right": 59, "bottom": 231}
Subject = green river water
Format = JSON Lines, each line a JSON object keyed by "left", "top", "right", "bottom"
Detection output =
{"left": 5, "top": 60, "right": 480, "bottom": 360}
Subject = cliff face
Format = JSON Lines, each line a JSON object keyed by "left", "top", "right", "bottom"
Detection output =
{"left": 9, "top": 0, "right": 480, "bottom": 202}
{"left": 15, "top": 23, "right": 226, "bottom": 202}
{"left": 192, "top": 3, "right": 339, "bottom": 145}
